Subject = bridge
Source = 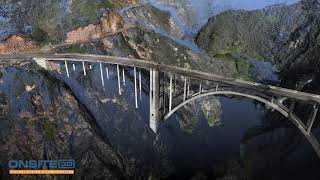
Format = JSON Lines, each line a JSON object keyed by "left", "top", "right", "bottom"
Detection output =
{"left": 1, "top": 53, "right": 320, "bottom": 158}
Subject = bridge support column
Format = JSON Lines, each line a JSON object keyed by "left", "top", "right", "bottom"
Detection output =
{"left": 64, "top": 61, "right": 70, "bottom": 78}
{"left": 307, "top": 104, "right": 318, "bottom": 134}
{"left": 100, "top": 63, "right": 105, "bottom": 88}
{"left": 82, "top": 62, "right": 87, "bottom": 76}
{"left": 187, "top": 78, "right": 190, "bottom": 96}
{"left": 122, "top": 68, "right": 126, "bottom": 86}
{"left": 169, "top": 74, "right": 173, "bottom": 111}
{"left": 150, "top": 68, "right": 160, "bottom": 133}
{"left": 106, "top": 66, "right": 109, "bottom": 79}
{"left": 139, "top": 69, "right": 142, "bottom": 101}
{"left": 117, "top": 65, "right": 122, "bottom": 95}
{"left": 183, "top": 77, "right": 187, "bottom": 101}
{"left": 134, "top": 67, "right": 138, "bottom": 109}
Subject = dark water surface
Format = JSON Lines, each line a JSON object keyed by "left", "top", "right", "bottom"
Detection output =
{"left": 53, "top": 63, "right": 320, "bottom": 179}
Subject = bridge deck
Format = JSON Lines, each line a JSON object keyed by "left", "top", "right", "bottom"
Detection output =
{"left": 1, "top": 53, "right": 320, "bottom": 103}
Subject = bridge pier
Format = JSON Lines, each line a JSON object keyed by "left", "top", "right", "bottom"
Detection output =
{"left": 99, "top": 63, "right": 105, "bottom": 88}
{"left": 183, "top": 77, "right": 187, "bottom": 101}
{"left": 169, "top": 74, "right": 173, "bottom": 111}
{"left": 65, "top": 61, "right": 70, "bottom": 78}
{"left": 134, "top": 67, "right": 138, "bottom": 109}
{"left": 187, "top": 78, "right": 190, "bottom": 96}
{"left": 82, "top": 62, "right": 86, "bottom": 76}
{"left": 117, "top": 65, "right": 121, "bottom": 95}
{"left": 122, "top": 68, "right": 126, "bottom": 86}
{"left": 307, "top": 104, "right": 318, "bottom": 134}
{"left": 139, "top": 69, "right": 142, "bottom": 101}
{"left": 106, "top": 66, "right": 109, "bottom": 79}
{"left": 150, "top": 68, "right": 160, "bottom": 133}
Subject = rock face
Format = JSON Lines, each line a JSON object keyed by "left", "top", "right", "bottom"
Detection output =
{"left": 0, "top": 35, "right": 38, "bottom": 54}
{"left": 101, "top": 12, "right": 124, "bottom": 32}
{"left": 123, "top": 4, "right": 186, "bottom": 39}
{"left": 0, "top": 60, "right": 175, "bottom": 179}
{"left": 65, "top": 12, "right": 124, "bottom": 44}
{"left": 0, "top": 0, "right": 137, "bottom": 44}
{"left": 196, "top": 0, "right": 320, "bottom": 90}
{"left": 65, "top": 24, "right": 104, "bottom": 44}
{"left": 275, "top": 0, "right": 320, "bottom": 89}
{"left": 196, "top": 3, "right": 303, "bottom": 61}
{"left": 0, "top": 61, "right": 127, "bottom": 179}
{"left": 58, "top": 26, "right": 249, "bottom": 80}
{"left": 99, "top": 27, "right": 244, "bottom": 77}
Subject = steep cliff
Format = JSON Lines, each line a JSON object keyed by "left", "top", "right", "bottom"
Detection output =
{"left": 196, "top": 3, "right": 302, "bottom": 61}
{"left": 196, "top": 0, "right": 320, "bottom": 91}
{"left": 0, "top": 61, "right": 128, "bottom": 179}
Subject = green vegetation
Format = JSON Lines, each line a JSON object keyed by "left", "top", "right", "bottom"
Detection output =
{"left": 220, "top": 49, "right": 265, "bottom": 61}
{"left": 43, "top": 120, "right": 57, "bottom": 140}
{"left": 69, "top": 0, "right": 114, "bottom": 29}
{"left": 72, "top": 0, "right": 104, "bottom": 18}
{"left": 215, "top": 53, "right": 253, "bottom": 81}
{"left": 30, "top": 27, "right": 49, "bottom": 44}
{"left": 37, "top": 0, "right": 61, "bottom": 37}
{"left": 196, "top": 7, "right": 288, "bottom": 62}
{"left": 208, "top": 117, "right": 219, "bottom": 127}
{"left": 63, "top": 45, "right": 89, "bottom": 53}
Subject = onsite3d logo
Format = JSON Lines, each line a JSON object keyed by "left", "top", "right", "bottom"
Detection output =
{"left": 8, "top": 160, "right": 75, "bottom": 175}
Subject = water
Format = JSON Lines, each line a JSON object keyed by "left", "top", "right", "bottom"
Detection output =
{"left": 53, "top": 61, "right": 320, "bottom": 179}
{"left": 161, "top": 97, "right": 264, "bottom": 178}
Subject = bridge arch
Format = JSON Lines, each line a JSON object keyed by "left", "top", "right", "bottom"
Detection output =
{"left": 164, "top": 90, "right": 320, "bottom": 158}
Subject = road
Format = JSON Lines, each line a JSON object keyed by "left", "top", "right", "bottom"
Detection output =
{"left": 1, "top": 52, "right": 320, "bottom": 103}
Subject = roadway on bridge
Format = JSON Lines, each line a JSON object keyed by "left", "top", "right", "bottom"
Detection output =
{"left": 1, "top": 53, "right": 320, "bottom": 103}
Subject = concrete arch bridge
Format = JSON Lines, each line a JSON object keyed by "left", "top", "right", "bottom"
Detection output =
{"left": 1, "top": 53, "right": 320, "bottom": 158}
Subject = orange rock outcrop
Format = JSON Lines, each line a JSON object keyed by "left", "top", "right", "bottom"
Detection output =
{"left": 65, "top": 12, "right": 124, "bottom": 44}
{"left": 0, "top": 35, "right": 38, "bottom": 54}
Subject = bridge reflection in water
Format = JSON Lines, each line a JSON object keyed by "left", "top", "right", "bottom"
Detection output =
{"left": 2, "top": 53, "right": 320, "bottom": 158}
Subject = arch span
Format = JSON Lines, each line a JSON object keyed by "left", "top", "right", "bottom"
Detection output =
{"left": 164, "top": 91, "right": 320, "bottom": 158}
